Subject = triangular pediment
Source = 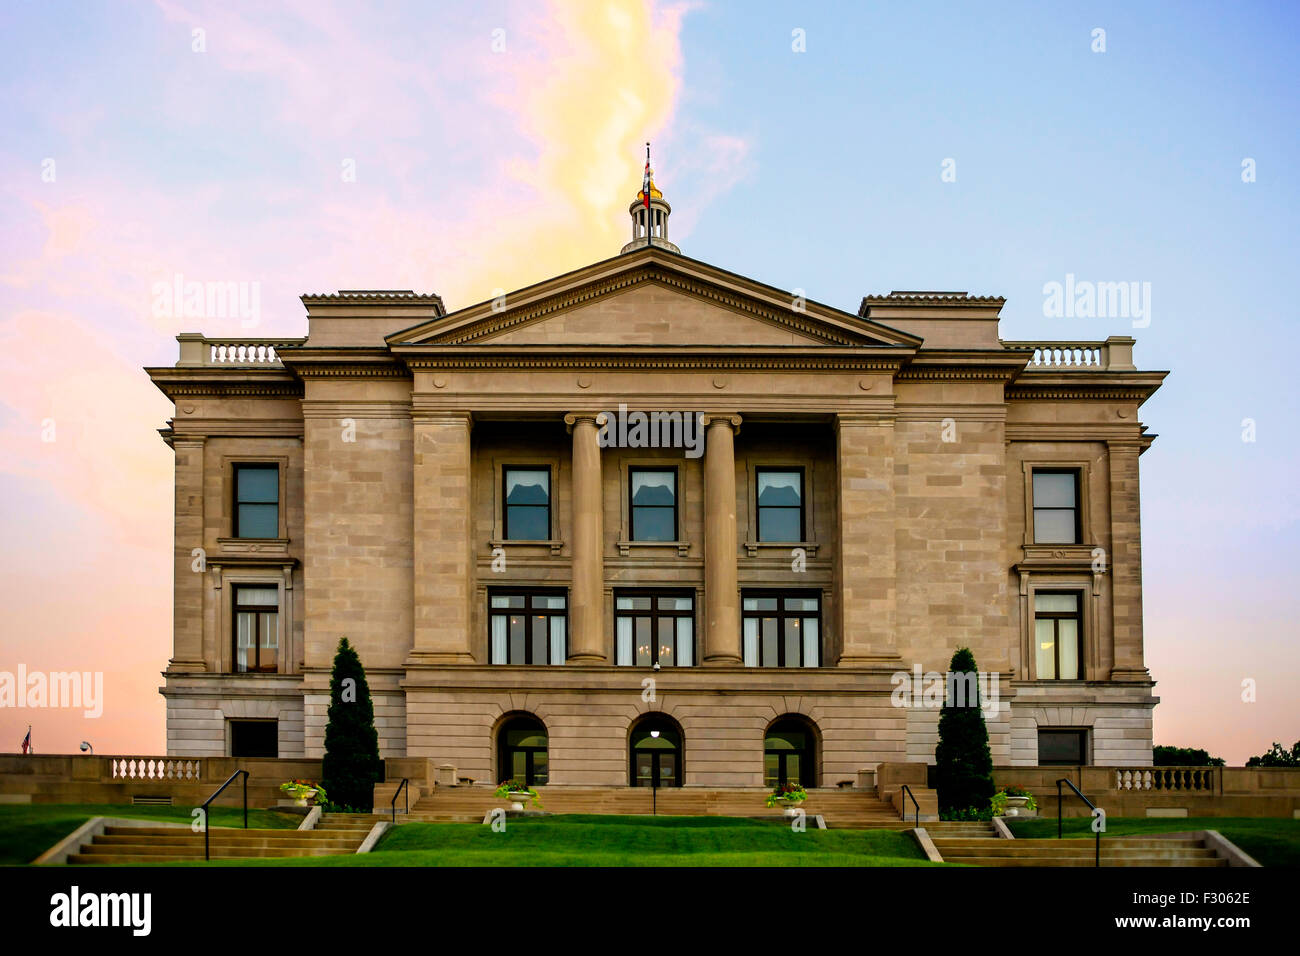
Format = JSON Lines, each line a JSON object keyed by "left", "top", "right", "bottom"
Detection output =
{"left": 387, "top": 248, "right": 920, "bottom": 350}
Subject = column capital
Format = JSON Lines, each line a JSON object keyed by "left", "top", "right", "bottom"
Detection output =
{"left": 563, "top": 411, "right": 607, "bottom": 431}
{"left": 700, "top": 412, "right": 743, "bottom": 431}
{"left": 411, "top": 406, "right": 474, "bottom": 426}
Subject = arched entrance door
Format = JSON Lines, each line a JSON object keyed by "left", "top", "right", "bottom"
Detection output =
{"left": 498, "top": 715, "right": 548, "bottom": 786}
{"left": 629, "top": 715, "right": 682, "bottom": 787}
{"left": 764, "top": 717, "right": 817, "bottom": 788}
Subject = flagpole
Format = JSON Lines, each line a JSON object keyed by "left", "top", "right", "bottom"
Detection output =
{"left": 645, "top": 142, "right": 651, "bottom": 249}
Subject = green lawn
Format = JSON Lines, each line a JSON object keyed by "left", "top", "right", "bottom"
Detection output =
{"left": 0, "top": 803, "right": 300, "bottom": 865}
{"left": 183, "top": 814, "right": 946, "bottom": 867}
{"left": 1005, "top": 816, "right": 1300, "bottom": 867}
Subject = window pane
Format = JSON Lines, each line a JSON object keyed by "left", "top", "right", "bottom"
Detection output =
{"left": 531, "top": 615, "right": 547, "bottom": 664}
{"left": 1039, "top": 730, "right": 1085, "bottom": 764}
{"left": 1033, "top": 509, "right": 1076, "bottom": 544}
{"left": 1035, "top": 619, "right": 1056, "bottom": 679}
{"left": 658, "top": 617, "right": 675, "bottom": 666}
{"left": 784, "top": 597, "right": 818, "bottom": 612}
{"left": 758, "top": 507, "right": 801, "bottom": 542}
{"left": 631, "top": 470, "right": 675, "bottom": 505}
{"left": 676, "top": 618, "right": 693, "bottom": 667}
{"left": 236, "top": 613, "right": 254, "bottom": 672}
{"left": 803, "top": 617, "right": 819, "bottom": 668}
{"left": 1033, "top": 472, "right": 1076, "bottom": 508}
{"left": 744, "top": 596, "right": 778, "bottom": 612}
{"left": 236, "top": 586, "right": 278, "bottom": 607}
{"left": 237, "top": 467, "right": 278, "bottom": 503}
{"left": 761, "top": 618, "right": 778, "bottom": 667}
{"left": 509, "top": 614, "right": 525, "bottom": 664}
{"left": 635, "top": 618, "right": 652, "bottom": 667}
{"left": 259, "top": 612, "right": 278, "bottom": 670}
{"left": 1035, "top": 592, "right": 1080, "bottom": 613}
{"left": 532, "top": 751, "right": 549, "bottom": 785}
{"left": 616, "top": 617, "right": 633, "bottom": 665}
{"left": 632, "top": 506, "right": 675, "bottom": 541}
{"left": 658, "top": 596, "right": 692, "bottom": 611}
{"left": 492, "top": 595, "right": 524, "bottom": 609}
{"left": 549, "top": 616, "right": 566, "bottom": 665}
{"left": 784, "top": 619, "right": 801, "bottom": 667}
{"left": 505, "top": 469, "right": 549, "bottom": 504}
{"left": 533, "top": 595, "right": 566, "bottom": 610}
{"left": 743, "top": 618, "right": 758, "bottom": 667}
{"left": 1058, "top": 619, "right": 1079, "bottom": 679}
{"left": 619, "top": 596, "right": 651, "bottom": 610}
{"left": 237, "top": 503, "right": 278, "bottom": 538}
{"left": 491, "top": 615, "right": 507, "bottom": 664}
{"left": 757, "top": 471, "right": 802, "bottom": 506}
{"left": 506, "top": 505, "right": 549, "bottom": 540}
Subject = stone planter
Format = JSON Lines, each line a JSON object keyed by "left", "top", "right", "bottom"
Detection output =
{"left": 1003, "top": 795, "right": 1030, "bottom": 816}
{"left": 506, "top": 791, "right": 531, "bottom": 812}
{"left": 776, "top": 796, "right": 807, "bottom": 818}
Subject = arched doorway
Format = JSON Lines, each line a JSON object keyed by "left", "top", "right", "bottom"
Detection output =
{"left": 764, "top": 716, "right": 817, "bottom": 788}
{"left": 629, "top": 714, "right": 683, "bottom": 787}
{"left": 497, "top": 714, "right": 548, "bottom": 786}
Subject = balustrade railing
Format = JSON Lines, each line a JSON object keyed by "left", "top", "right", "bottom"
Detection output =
{"left": 109, "top": 757, "right": 203, "bottom": 780}
{"left": 1002, "top": 335, "right": 1135, "bottom": 371}
{"left": 1114, "top": 766, "right": 1220, "bottom": 793}
{"left": 176, "top": 333, "right": 305, "bottom": 367}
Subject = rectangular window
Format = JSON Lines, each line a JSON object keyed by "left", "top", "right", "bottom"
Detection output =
{"left": 489, "top": 590, "right": 567, "bottom": 664}
{"left": 614, "top": 591, "right": 694, "bottom": 667}
{"left": 233, "top": 585, "right": 279, "bottom": 673}
{"left": 1032, "top": 470, "right": 1080, "bottom": 544}
{"left": 629, "top": 468, "right": 677, "bottom": 542}
{"left": 742, "top": 591, "right": 820, "bottom": 667}
{"left": 503, "top": 467, "right": 551, "bottom": 540}
{"left": 1034, "top": 591, "right": 1082, "bottom": 680}
{"left": 756, "top": 468, "right": 804, "bottom": 542}
{"left": 1038, "top": 729, "right": 1087, "bottom": 766}
{"left": 233, "top": 464, "right": 279, "bottom": 538}
{"left": 230, "top": 720, "right": 278, "bottom": 758}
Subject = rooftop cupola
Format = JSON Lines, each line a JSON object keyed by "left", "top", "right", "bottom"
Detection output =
{"left": 621, "top": 143, "right": 679, "bottom": 254}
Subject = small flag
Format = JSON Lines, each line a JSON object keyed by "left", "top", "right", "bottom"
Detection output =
{"left": 642, "top": 143, "right": 652, "bottom": 210}
{"left": 21, "top": 726, "right": 31, "bottom": 754}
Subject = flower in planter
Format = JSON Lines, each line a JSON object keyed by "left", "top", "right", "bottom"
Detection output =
{"left": 765, "top": 782, "right": 808, "bottom": 808}
{"left": 494, "top": 779, "right": 542, "bottom": 808}
{"left": 279, "top": 779, "right": 326, "bottom": 803}
{"left": 991, "top": 786, "right": 1037, "bottom": 814}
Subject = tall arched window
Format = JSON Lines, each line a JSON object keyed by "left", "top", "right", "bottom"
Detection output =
{"left": 629, "top": 714, "right": 683, "bottom": 788}
{"left": 497, "top": 714, "right": 548, "bottom": 786}
{"left": 764, "top": 716, "right": 818, "bottom": 788}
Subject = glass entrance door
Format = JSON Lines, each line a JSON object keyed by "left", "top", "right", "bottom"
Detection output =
{"left": 629, "top": 718, "right": 682, "bottom": 787}
{"left": 498, "top": 716, "right": 549, "bottom": 786}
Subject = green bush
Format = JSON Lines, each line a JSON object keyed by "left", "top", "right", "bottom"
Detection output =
{"left": 1246, "top": 741, "right": 1300, "bottom": 767}
{"left": 1153, "top": 745, "right": 1224, "bottom": 766}
{"left": 933, "top": 647, "right": 994, "bottom": 816}
{"left": 320, "top": 637, "right": 382, "bottom": 812}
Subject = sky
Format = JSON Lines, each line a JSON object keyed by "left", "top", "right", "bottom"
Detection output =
{"left": 0, "top": 0, "right": 1296, "bottom": 764}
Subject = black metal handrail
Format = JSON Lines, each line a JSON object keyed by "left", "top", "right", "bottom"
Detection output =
{"left": 391, "top": 778, "right": 409, "bottom": 823}
{"left": 899, "top": 784, "right": 920, "bottom": 828}
{"left": 1056, "top": 777, "right": 1101, "bottom": 867}
{"left": 200, "top": 769, "right": 248, "bottom": 862}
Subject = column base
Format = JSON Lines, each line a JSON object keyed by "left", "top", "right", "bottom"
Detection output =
{"left": 1109, "top": 666, "right": 1152, "bottom": 682}
{"left": 165, "top": 660, "right": 208, "bottom": 673}
{"left": 702, "top": 654, "right": 743, "bottom": 666}
{"left": 836, "top": 654, "right": 905, "bottom": 668}
{"left": 566, "top": 653, "right": 608, "bottom": 664}
{"left": 405, "top": 652, "right": 477, "bottom": 666}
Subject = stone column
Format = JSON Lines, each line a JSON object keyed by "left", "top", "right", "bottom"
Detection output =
{"left": 168, "top": 437, "right": 207, "bottom": 671}
{"left": 410, "top": 411, "right": 475, "bottom": 664}
{"left": 565, "top": 413, "right": 607, "bottom": 662}
{"left": 835, "top": 413, "right": 900, "bottom": 666}
{"left": 1107, "top": 440, "right": 1150, "bottom": 681}
{"left": 702, "top": 414, "right": 743, "bottom": 665}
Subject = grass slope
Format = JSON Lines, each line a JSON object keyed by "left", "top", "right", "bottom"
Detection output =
{"left": 183, "top": 814, "right": 945, "bottom": 867}
{"left": 1005, "top": 816, "right": 1300, "bottom": 867}
{"left": 0, "top": 803, "right": 299, "bottom": 865}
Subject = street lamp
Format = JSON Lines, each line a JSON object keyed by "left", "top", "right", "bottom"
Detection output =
{"left": 650, "top": 730, "right": 660, "bottom": 815}
{"left": 79, "top": 741, "right": 93, "bottom": 755}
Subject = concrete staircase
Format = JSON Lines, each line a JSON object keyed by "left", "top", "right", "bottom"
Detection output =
{"left": 931, "top": 834, "right": 1228, "bottom": 867}
{"left": 67, "top": 822, "right": 371, "bottom": 864}
{"left": 400, "top": 786, "right": 910, "bottom": 828}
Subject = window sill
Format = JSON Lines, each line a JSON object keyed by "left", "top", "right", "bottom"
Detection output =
{"left": 489, "top": 538, "right": 564, "bottom": 555}
{"left": 616, "top": 539, "right": 691, "bottom": 557}
{"left": 743, "top": 540, "right": 819, "bottom": 558}
{"left": 217, "top": 537, "right": 289, "bottom": 555}
{"left": 1016, "top": 543, "right": 1101, "bottom": 572}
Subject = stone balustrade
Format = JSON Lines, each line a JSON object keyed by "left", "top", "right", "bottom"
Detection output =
{"left": 109, "top": 757, "right": 202, "bottom": 781}
{"left": 1115, "top": 766, "right": 1220, "bottom": 792}
{"left": 176, "top": 333, "right": 305, "bottom": 367}
{"left": 1002, "top": 335, "right": 1136, "bottom": 371}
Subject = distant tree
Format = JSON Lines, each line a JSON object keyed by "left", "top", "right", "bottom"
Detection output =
{"left": 934, "top": 647, "right": 995, "bottom": 815}
{"left": 1245, "top": 741, "right": 1300, "bottom": 767}
{"left": 320, "top": 637, "right": 382, "bottom": 811}
{"left": 1153, "top": 746, "right": 1225, "bottom": 767}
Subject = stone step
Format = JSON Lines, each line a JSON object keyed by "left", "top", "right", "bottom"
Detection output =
{"left": 93, "top": 834, "right": 361, "bottom": 849}
{"left": 78, "top": 842, "right": 356, "bottom": 857}
{"left": 937, "top": 846, "right": 1219, "bottom": 861}
{"left": 944, "top": 856, "right": 1227, "bottom": 868}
